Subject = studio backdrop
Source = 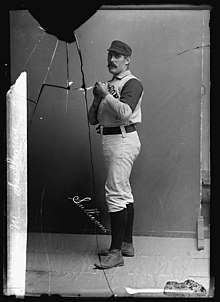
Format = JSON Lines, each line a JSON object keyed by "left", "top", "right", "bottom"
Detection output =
{"left": 10, "top": 7, "right": 210, "bottom": 237}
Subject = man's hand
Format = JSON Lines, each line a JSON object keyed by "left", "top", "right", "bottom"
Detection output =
{"left": 93, "top": 82, "right": 109, "bottom": 99}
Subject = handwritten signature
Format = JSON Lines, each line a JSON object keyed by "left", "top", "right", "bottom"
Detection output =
{"left": 68, "top": 196, "right": 108, "bottom": 233}
{"left": 7, "top": 126, "right": 23, "bottom": 198}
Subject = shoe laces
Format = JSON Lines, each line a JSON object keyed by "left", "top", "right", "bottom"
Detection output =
{"left": 104, "top": 251, "right": 119, "bottom": 261}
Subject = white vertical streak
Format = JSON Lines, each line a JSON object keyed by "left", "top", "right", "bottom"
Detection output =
{"left": 6, "top": 72, "right": 27, "bottom": 297}
{"left": 43, "top": 39, "right": 59, "bottom": 85}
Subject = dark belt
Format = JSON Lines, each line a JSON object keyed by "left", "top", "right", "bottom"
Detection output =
{"left": 97, "top": 124, "right": 136, "bottom": 135}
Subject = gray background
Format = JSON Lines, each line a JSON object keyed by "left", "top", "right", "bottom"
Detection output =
{"left": 10, "top": 9, "right": 210, "bottom": 237}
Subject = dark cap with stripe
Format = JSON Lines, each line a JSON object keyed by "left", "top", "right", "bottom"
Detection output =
{"left": 107, "top": 40, "right": 132, "bottom": 56}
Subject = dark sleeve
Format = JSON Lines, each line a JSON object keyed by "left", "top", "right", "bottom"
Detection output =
{"left": 88, "top": 101, "right": 99, "bottom": 125}
{"left": 120, "top": 78, "right": 143, "bottom": 112}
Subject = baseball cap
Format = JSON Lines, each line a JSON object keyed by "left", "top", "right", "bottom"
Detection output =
{"left": 107, "top": 40, "right": 132, "bottom": 56}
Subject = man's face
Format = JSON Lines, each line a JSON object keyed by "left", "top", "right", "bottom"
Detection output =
{"left": 107, "top": 51, "right": 131, "bottom": 75}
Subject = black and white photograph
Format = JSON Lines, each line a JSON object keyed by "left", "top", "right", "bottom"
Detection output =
{"left": 3, "top": 1, "right": 213, "bottom": 299}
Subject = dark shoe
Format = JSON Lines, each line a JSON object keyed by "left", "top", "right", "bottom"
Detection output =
{"left": 98, "top": 242, "right": 134, "bottom": 257}
{"left": 98, "top": 248, "right": 110, "bottom": 256}
{"left": 94, "top": 249, "right": 124, "bottom": 269}
{"left": 121, "top": 242, "right": 135, "bottom": 257}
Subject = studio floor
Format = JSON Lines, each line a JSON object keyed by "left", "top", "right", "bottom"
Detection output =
{"left": 25, "top": 233, "right": 210, "bottom": 298}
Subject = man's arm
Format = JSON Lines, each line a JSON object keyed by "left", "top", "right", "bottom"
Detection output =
{"left": 88, "top": 94, "right": 101, "bottom": 125}
{"left": 88, "top": 102, "right": 99, "bottom": 125}
{"left": 103, "top": 78, "right": 143, "bottom": 119}
{"left": 120, "top": 79, "right": 143, "bottom": 112}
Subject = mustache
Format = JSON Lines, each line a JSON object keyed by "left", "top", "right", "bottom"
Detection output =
{"left": 107, "top": 63, "right": 117, "bottom": 68}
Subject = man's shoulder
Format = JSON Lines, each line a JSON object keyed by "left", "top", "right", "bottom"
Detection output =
{"left": 122, "top": 77, "right": 143, "bottom": 91}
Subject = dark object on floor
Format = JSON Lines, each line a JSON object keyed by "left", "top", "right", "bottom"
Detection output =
{"left": 94, "top": 249, "right": 124, "bottom": 269}
{"left": 98, "top": 242, "right": 135, "bottom": 257}
{"left": 164, "top": 279, "right": 207, "bottom": 297}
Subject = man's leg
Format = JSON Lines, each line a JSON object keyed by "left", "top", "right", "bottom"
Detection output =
{"left": 110, "top": 208, "right": 127, "bottom": 250}
{"left": 94, "top": 209, "right": 127, "bottom": 269}
{"left": 122, "top": 203, "right": 135, "bottom": 256}
{"left": 123, "top": 203, "right": 134, "bottom": 243}
{"left": 95, "top": 132, "right": 140, "bottom": 268}
{"left": 99, "top": 203, "right": 135, "bottom": 257}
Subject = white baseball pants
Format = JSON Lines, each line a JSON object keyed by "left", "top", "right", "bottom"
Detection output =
{"left": 102, "top": 129, "right": 141, "bottom": 213}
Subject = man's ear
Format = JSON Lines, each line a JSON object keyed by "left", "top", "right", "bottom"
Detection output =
{"left": 125, "top": 56, "right": 131, "bottom": 65}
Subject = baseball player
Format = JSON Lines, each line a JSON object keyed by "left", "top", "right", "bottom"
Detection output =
{"left": 88, "top": 40, "right": 144, "bottom": 269}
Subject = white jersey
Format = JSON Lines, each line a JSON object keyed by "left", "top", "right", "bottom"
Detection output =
{"left": 97, "top": 70, "right": 143, "bottom": 127}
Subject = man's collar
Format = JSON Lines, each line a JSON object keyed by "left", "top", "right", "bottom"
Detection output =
{"left": 112, "top": 69, "right": 131, "bottom": 80}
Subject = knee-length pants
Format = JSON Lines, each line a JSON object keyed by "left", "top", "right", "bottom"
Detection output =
{"left": 102, "top": 130, "right": 141, "bottom": 213}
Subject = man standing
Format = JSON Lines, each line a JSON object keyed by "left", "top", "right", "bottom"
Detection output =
{"left": 88, "top": 40, "right": 144, "bottom": 269}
